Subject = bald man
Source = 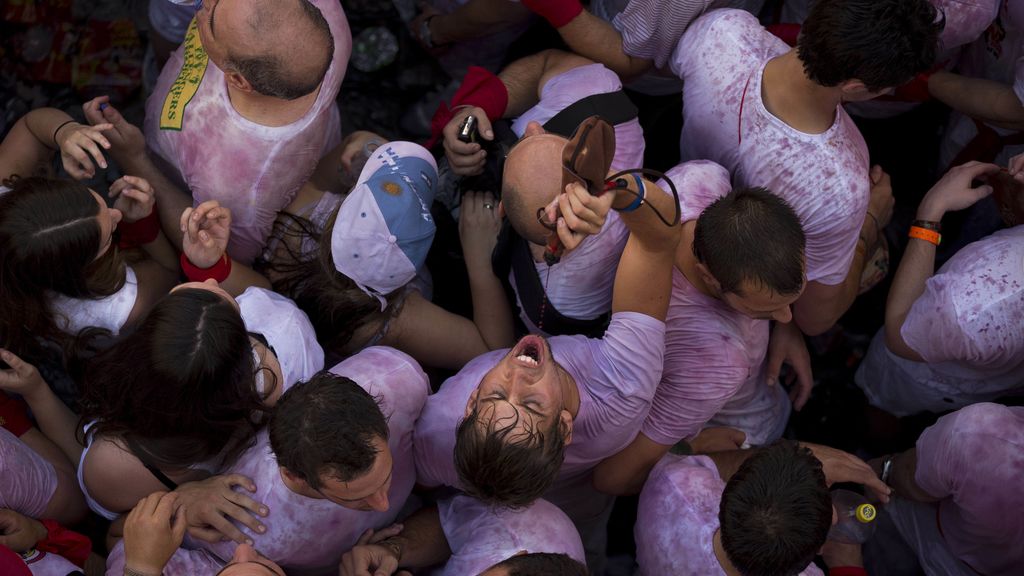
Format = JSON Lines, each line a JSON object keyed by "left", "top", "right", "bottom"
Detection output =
{"left": 141, "top": 0, "right": 352, "bottom": 263}
{"left": 439, "top": 49, "right": 645, "bottom": 338}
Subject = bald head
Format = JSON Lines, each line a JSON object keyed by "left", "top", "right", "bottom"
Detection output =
{"left": 502, "top": 134, "right": 568, "bottom": 245}
{"left": 219, "top": 0, "right": 334, "bottom": 100}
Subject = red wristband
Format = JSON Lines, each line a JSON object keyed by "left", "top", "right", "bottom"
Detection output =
{"left": 427, "top": 66, "right": 509, "bottom": 148}
{"left": 0, "top": 391, "right": 32, "bottom": 437}
{"left": 117, "top": 208, "right": 161, "bottom": 249}
{"left": 180, "top": 252, "right": 232, "bottom": 283}
{"left": 829, "top": 567, "right": 868, "bottom": 576}
{"left": 521, "top": 0, "right": 583, "bottom": 28}
{"left": 36, "top": 520, "right": 91, "bottom": 568}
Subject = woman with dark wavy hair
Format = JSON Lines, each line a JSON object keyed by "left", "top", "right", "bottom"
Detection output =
{"left": 0, "top": 279, "right": 323, "bottom": 527}
{"left": 0, "top": 107, "right": 178, "bottom": 363}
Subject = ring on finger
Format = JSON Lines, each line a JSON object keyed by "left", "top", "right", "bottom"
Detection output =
{"left": 483, "top": 202, "right": 494, "bottom": 210}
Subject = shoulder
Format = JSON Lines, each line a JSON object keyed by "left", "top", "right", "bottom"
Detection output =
{"left": 329, "top": 346, "right": 430, "bottom": 414}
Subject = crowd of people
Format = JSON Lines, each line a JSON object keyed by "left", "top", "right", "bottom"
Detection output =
{"left": 1, "top": 0, "right": 1022, "bottom": 575}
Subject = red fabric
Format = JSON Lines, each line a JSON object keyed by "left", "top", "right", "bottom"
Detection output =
{"left": 521, "top": 0, "right": 583, "bottom": 28}
{"left": 180, "top": 253, "right": 232, "bottom": 283}
{"left": 0, "top": 546, "right": 32, "bottom": 576}
{"left": 427, "top": 66, "right": 509, "bottom": 149}
{"left": 117, "top": 207, "right": 160, "bottom": 249}
{"left": 766, "top": 23, "right": 801, "bottom": 47}
{"left": 36, "top": 520, "right": 91, "bottom": 568}
{"left": 830, "top": 567, "right": 868, "bottom": 576}
{"left": 0, "top": 391, "right": 32, "bottom": 437}
{"left": 883, "top": 62, "right": 947, "bottom": 103}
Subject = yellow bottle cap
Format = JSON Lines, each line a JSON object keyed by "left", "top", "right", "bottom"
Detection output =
{"left": 856, "top": 503, "right": 876, "bottom": 523}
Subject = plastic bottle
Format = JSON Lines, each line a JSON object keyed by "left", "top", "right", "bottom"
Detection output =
{"left": 828, "top": 489, "right": 877, "bottom": 544}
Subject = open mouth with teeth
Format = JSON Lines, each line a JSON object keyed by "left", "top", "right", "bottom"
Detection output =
{"left": 510, "top": 335, "right": 546, "bottom": 368}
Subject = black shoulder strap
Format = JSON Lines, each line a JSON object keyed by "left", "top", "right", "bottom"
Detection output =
{"left": 542, "top": 90, "right": 639, "bottom": 138}
{"left": 508, "top": 233, "right": 610, "bottom": 338}
{"left": 125, "top": 436, "right": 179, "bottom": 491}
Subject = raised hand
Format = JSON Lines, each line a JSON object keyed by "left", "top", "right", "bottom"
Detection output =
{"left": 110, "top": 175, "right": 157, "bottom": 223}
{"left": 442, "top": 106, "right": 492, "bottom": 176}
{"left": 174, "top": 474, "right": 268, "bottom": 545}
{"left": 55, "top": 121, "right": 112, "bottom": 180}
{"left": 122, "top": 492, "right": 187, "bottom": 576}
{"left": 180, "top": 201, "right": 232, "bottom": 269}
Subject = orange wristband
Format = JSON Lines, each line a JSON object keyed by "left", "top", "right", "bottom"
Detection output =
{"left": 908, "top": 225, "right": 941, "bottom": 245}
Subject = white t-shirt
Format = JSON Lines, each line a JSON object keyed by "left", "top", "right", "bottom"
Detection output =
{"left": 509, "top": 63, "right": 640, "bottom": 330}
{"left": 673, "top": 9, "right": 870, "bottom": 285}
{"left": 49, "top": 265, "right": 138, "bottom": 337}
{"left": 855, "top": 226, "right": 1024, "bottom": 416}
{"left": 940, "top": 0, "right": 1024, "bottom": 167}
{"left": 195, "top": 347, "right": 429, "bottom": 576}
{"left": 0, "top": 427, "right": 57, "bottom": 519}
{"left": 636, "top": 454, "right": 824, "bottom": 576}
{"left": 436, "top": 495, "right": 586, "bottom": 575}
{"left": 643, "top": 161, "right": 789, "bottom": 447}
{"left": 414, "top": 312, "right": 666, "bottom": 518}
{"left": 144, "top": 0, "right": 351, "bottom": 264}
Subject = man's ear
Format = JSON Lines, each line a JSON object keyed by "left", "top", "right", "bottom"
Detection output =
{"left": 695, "top": 261, "right": 722, "bottom": 296}
{"left": 559, "top": 409, "right": 574, "bottom": 446}
{"left": 497, "top": 200, "right": 506, "bottom": 220}
{"left": 838, "top": 78, "right": 870, "bottom": 98}
{"left": 464, "top": 388, "right": 480, "bottom": 419}
{"left": 523, "top": 121, "right": 546, "bottom": 138}
{"left": 225, "top": 69, "right": 253, "bottom": 93}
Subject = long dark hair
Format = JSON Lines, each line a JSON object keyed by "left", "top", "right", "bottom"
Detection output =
{"left": 77, "top": 288, "right": 272, "bottom": 470}
{"left": 257, "top": 206, "right": 404, "bottom": 354}
{"left": 0, "top": 176, "right": 126, "bottom": 362}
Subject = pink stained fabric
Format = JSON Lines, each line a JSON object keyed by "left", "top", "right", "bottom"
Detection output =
{"left": 940, "top": 0, "right": 1024, "bottom": 167}
{"left": 195, "top": 347, "right": 429, "bottom": 576}
{"left": 508, "top": 63, "right": 641, "bottom": 331}
{"left": 856, "top": 226, "right": 1024, "bottom": 416}
{"left": 635, "top": 454, "right": 823, "bottom": 576}
{"left": 914, "top": 403, "right": 1024, "bottom": 576}
{"left": 511, "top": 63, "right": 646, "bottom": 172}
{"left": 105, "top": 541, "right": 223, "bottom": 576}
{"left": 641, "top": 161, "right": 788, "bottom": 447}
{"left": 610, "top": 0, "right": 759, "bottom": 69}
{"left": 436, "top": 495, "right": 586, "bottom": 576}
{"left": 672, "top": 9, "right": 869, "bottom": 286}
{"left": 144, "top": 0, "right": 351, "bottom": 264}
{"left": 413, "top": 312, "right": 666, "bottom": 497}
{"left": 0, "top": 427, "right": 57, "bottom": 519}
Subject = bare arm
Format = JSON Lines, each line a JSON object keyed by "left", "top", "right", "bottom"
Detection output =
{"left": 554, "top": 10, "right": 653, "bottom": 81}
{"left": 340, "top": 506, "right": 451, "bottom": 576}
{"left": 380, "top": 291, "right": 496, "bottom": 371}
{"left": 0, "top": 352, "right": 83, "bottom": 468}
{"left": 876, "top": 449, "right": 941, "bottom": 503}
{"left": 610, "top": 178, "right": 681, "bottom": 320}
{"left": 82, "top": 97, "right": 194, "bottom": 251}
{"left": 793, "top": 166, "right": 894, "bottom": 336}
{"left": 929, "top": 71, "right": 1024, "bottom": 131}
{"left": 428, "top": 0, "right": 532, "bottom": 45}
{"left": 0, "top": 108, "right": 114, "bottom": 182}
{"left": 499, "top": 49, "right": 599, "bottom": 117}
{"left": 885, "top": 161, "right": 999, "bottom": 360}
{"left": 593, "top": 433, "right": 671, "bottom": 496}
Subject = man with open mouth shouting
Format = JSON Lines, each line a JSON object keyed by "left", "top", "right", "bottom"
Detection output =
{"left": 413, "top": 155, "right": 680, "bottom": 568}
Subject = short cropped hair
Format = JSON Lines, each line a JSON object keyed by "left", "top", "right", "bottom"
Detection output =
{"left": 269, "top": 371, "right": 389, "bottom": 489}
{"left": 454, "top": 406, "right": 566, "bottom": 509}
{"left": 490, "top": 552, "right": 589, "bottom": 576}
{"left": 227, "top": 0, "right": 333, "bottom": 100}
{"left": 719, "top": 440, "right": 833, "bottom": 576}
{"left": 692, "top": 187, "right": 805, "bottom": 296}
{"left": 798, "top": 0, "right": 942, "bottom": 92}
